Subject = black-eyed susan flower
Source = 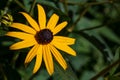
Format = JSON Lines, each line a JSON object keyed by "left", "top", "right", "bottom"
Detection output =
{"left": 6, "top": 4, "right": 76, "bottom": 75}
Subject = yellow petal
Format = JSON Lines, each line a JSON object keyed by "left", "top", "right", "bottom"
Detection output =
{"left": 25, "top": 44, "right": 39, "bottom": 64}
{"left": 53, "top": 21, "right": 68, "bottom": 35}
{"left": 6, "top": 32, "right": 34, "bottom": 40}
{"left": 37, "top": 4, "right": 46, "bottom": 29}
{"left": 43, "top": 45, "right": 54, "bottom": 75}
{"left": 47, "top": 14, "right": 59, "bottom": 30}
{"left": 10, "top": 39, "right": 36, "bottom": 50}
{"left": 53, "top": 36, "right": 75, "bottom": 45}
{"left": 52, "top": 42, "right": 76, "bottom": 56}
{"left": 33, "top": 45, "right": 42, "bottom": 73}
{"left": 11, "top": 23, "right": 36, "bottom": 34}
{"left": 49, "top": 44, "right": 67, "bottom": 70}
{"left": 20, "top": 12, "right": 40, "bottom": 31}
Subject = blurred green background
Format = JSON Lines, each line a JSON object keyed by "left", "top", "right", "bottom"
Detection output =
{"left": 0, "top": 0, "right": 120, "bottom": 80}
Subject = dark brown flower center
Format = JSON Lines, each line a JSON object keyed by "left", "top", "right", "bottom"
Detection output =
{"left": 35, "top": 29, "right": 53, "bottom": 44}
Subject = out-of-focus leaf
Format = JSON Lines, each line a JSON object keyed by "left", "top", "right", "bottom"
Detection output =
{"left": 108, "top": 76, "right": 120, "bottom": 80}
{"left": 53, "top": 62, "right": 79, "bottom": 80}
{"left": 36, "top": 0, "right": 56, "bottom": 8}
{"left": 69, "top": 33, "right": 91, "bottom": 53}
{"left": 89, "top": 31, "right": 113, "bottom": 62}
{"left": 23, "top": 0, "right": 31, "bottom": 12}
{"left": 0, "top": 28, "right": 7, "bottom": 36}
{"left": 80, "top": 71, "right": 103, "bottom": 80}
{"left": 18, "top": 58, "right": 50, "bottom": 80}
{"left": 32, "top": 69, "right": 49, "bottom": 80}
{"left": 75, "top": 31, "right": 113, "bottom": 62}
{"left": 75, "top": 17, "right": 101, "bottom": 31}
{"left": 67, "top": 0, "right": 87, "bottom": 3}
{"left": 18, "top": 58, "right": 34, "bottom": 80}
{"left": 0, "top": 36, "right": 15, "bottom": 55}
{"left": 3, "top": 64, "right": 21, "bottom": 80}
{"left": 97, "top": 27, "right": 120, "bottom": 44}
{"left": 94, "top": 50, "right": 105, "bottom": 72}
{"left": 68, "top": 54, "right": 90, "bottom": 71}
{"left": 115, "top": 72, "right": 120, "bottom": 77}
{"left": 109, "top": 47, "right": 120, "bottom": 75}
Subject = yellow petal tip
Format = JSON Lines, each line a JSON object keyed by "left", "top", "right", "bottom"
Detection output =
{"left": 24, "top": 63, "right": 29, "bottom": 68}
{"left": 9, "top": 46, "right": 14, "bottom": 50}
{"left": 63, "top": 65, "right": 67, "bottom": 70}
{"left": 72, "top": 52, "right": 76, "bottom": 56}
{"left": 37, "top": 4, "right": 43, "bottom": 10}
{"left": 33, "top": 68, "right": 38, "bottom": 74}
{"left": 49, "top": 71, "right": 54, "bottom": 76}
{"left": 19, "top": 12, "right": 24, "bottom": 15}
{"left": 64, "top": 21, "right": 68, "bottom": 26}
{"left": 53, "top": 13, "right": 59, "bottom": 17}
{"left": 33, "top": 71, "right": 36, "bottom": 74}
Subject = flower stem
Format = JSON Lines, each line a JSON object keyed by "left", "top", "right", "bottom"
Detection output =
{"left": 62, "top": 0, "right": 68, "bottom": 15}
{"left": 68, "top": 6, "right": 89, "bottom": 32}
{"left": 29, "top": 0, "right": 36, "bottom": 16}
{"left": 67, "top": 1, "right": 114, "bottom": 32}
{"left": 63, "top": 1, "right": 113, "bottom": 6}
{"left": 90, "top": 59, "right": 120, "bottom": 80}
{"left": 14, "top": 0, "right": 26, "bottom": 11}
{"left": 78, "top": 18, "right": 120, "bottom": 32}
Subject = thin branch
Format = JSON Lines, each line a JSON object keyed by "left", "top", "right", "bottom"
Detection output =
{"left": 79, "top": 24, "right": 104, "bottom": 32}
{"left": 64, "top": 1, "right": 116, "bottom": 31}
{"left": 62, "top": 0, "right": 68, "bottom": 15}
{"left": 86, "top": 1, "right": 113, "bottom": 6}
{"left": 61, "top": 1, "right": 113, "bottom": 6}
{"left": 90, "top": 59, "right": 120, "bottom": 80}
{"left": 29, "top": 0, "right": 36, "bottom": 16}
{"left": 67, "top": 1, "right": 115, "bottom": 32}
{"left": 78, "top": 18, "right": 120, "bottom": 32}
{"left": 68, "top": 6, "right": 89, "bottom": 32}
{"left": 14, "top": 0, "right": 26, "bottom": 11}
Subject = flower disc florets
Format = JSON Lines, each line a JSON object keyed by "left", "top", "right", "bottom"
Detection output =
{"left": 35, "top": 29, "right": 53, "bottom": 44}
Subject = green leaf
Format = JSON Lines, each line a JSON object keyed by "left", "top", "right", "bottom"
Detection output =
{"left": 68, "top": 54, "right": 90, "bottom": 71}
{"left": 80, "top": 71, "right": 104, "bottom": 80}
{"left": 109, "top": 47, "right": 120, "bottom": 75}
{"left": 75, "top": 31, "right": 113, "bottom": 62}
{"left": 98, "top": 27, "right": 120, "bottom": 44}
{"left": 23, "top": 0, "right": 31, "bottom": 12}
{"left": 32, "top": 69, "right": 50, "bottom": 80}
{"left": 69, "top": 33, "right": 91, "bottom": 53}
{"left": 53, "top": 62, "right": 79, "bottom": 80}
{"left": 3, "top": 64, "right": 21, "bottom": 80}
{"left": 109, "top": 76, "right": 120, "bottom": 80}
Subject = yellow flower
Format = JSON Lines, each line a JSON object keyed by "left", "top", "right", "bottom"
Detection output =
{"left": 6, "top": 4, "right": 76, "bottom": 75}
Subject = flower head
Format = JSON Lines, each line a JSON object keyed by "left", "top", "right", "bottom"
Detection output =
{"left": 6, "top": 4, "right": 76, "bottom": 75}
{"left": 1, "top": 13, "right": 13, "bottom": 26}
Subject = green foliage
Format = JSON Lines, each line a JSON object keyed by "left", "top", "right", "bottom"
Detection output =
{"left": 109, "top": 47, "right": 120, "bottom": 76}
